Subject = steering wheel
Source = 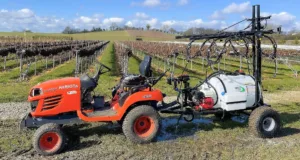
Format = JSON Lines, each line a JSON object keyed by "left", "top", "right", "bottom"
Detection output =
{"left": 91, "top": 62, "right": 112, "bottom": 83}
{"left": 96, "top": 62, "right": 111, "bottom": 72}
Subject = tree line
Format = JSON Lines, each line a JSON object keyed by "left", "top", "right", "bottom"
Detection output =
{"left": 61, "top": 23, "right": 300, "bottom": 43}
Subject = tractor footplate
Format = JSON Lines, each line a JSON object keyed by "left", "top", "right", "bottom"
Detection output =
{"left": 86, "top": 107, "right": 117, "bottom": 117}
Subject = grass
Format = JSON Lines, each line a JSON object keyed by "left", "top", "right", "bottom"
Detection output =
{"left": 0, "top": 30, "right": 175, "bottom": 41}
{"left": 0, "top": 56, "right": 61, "bottom": 83}
{"left": 0, "top": 31, "right": 130, "bottom": 41}
{"left": 1, "top": 102, "right": 300, "bottom": 159}
{"left": 93, "top": 42, "right": 121, "bottom": 97}
{"left": 0, "top": 82, "right": 30, "bottom": 102}
{"left": 30, "top": 60, "right": 76, "bottom": 84}
{"left": 0, "top": 59, "right": 76, "bottom": 103}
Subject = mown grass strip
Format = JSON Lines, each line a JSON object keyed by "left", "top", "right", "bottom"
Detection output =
{"left": 94, "top": 42, "right": 122, "bottom": 98}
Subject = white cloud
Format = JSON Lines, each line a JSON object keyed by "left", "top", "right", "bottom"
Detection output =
{"left": 1, "top": 7, "right": 299, "bottom": 33}
{"left": 222, "top": 1, "right": 251, "bottom": 14}
{"left": 261, "top": 12, "right": 297, "bottom": 31}
{"left": 143, "top": 0, "right": 161, "bottom": 7}
{"left": 125, "top": 21, "right": 133, "bottom": 27}
{"left": 145, "top": 18, "right": 158, "bottom": 27}
{"left": 210, "top": 11, "right": 225, "bottom": 20}
{"left": 210, "top": 1, "right": 251, "bottom": 20}
{"left": 161, "top": 19, "right": 227, "bottom": 31}
{"left": 0, "top": 8, "right": 106, "bottom": 32}
{"left": 124, "top": 17, "right": 159, "bottom": 29}
{"left": 92, "top": 14, "right": 104, "bottom": 19}
{"left": 270, "top": 12, "right": 296, "bottom": 26}
{"left": 0, "top": 8, "right": 67, "bottom": 32}
{"left": 74, "top": 16, "right": 99, "bottom": 24}
{"left": 208, "top": 1, "right": 299, "bottom": 32}
{"left": 102, "top": 17, "right": 125, "bottom": 28}
{"left": 0, "top": 8, "right": 235, "bottom": 33}
{"left": 131, "top": 0, "right": 169, "bottom": 9}
{"left": 135, "top": 12, "right": 149, "bottom": 19}
{"left": 178, "top": 0, "right": 188, "bottom": 5}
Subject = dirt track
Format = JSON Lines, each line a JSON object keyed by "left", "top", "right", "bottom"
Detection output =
{"left": 1, "top": 92, "right": 300, "bottom": 160}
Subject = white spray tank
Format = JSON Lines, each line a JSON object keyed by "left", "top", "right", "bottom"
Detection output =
{"left": 198, "top": 73, "right": 261, "bottom": 111}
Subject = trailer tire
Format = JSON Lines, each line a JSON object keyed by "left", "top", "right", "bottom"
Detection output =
{"left": 249, "top": 106, "right": 281, "bottom": 138}
{"left": 33, "top": 123, "right": 66, "bottom": 156}
{"left": 122, "top": 105, "right": 161, "bottom": 144}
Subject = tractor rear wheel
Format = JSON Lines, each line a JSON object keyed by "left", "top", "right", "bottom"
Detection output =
{"left": 122, "top": 105, "right": 161, "bottom": 144}
{"left": 33, "top": 123, "right": 66, "bottom": 156}
{"left": 249, "top": 106, "right": 281, "bottom": 138}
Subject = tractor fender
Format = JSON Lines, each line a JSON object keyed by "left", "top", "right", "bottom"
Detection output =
{"left": 115, "top": 89, "right": 163, "bottom": 115}
{"left": 115, "top": 89, "right": 163, "bottom": 123}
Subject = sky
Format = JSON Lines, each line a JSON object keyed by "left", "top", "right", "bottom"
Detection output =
{"left": 0, "top": 0, "right": 298, "bottom": 33}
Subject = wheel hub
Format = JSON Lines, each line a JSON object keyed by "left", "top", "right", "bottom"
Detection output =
{"left": 39, "top": 132, "right": 61, "bottom": 152}
{"left": 47, "top": 137, "right": 53, "bottom": 142}
{"left": 262, "top": 117, "right": 276, "bottom": 132}
{"left": 134, "top": 116, "right": 155, "bottom": 138}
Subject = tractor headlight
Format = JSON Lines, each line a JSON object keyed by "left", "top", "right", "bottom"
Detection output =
{"left": 30, "top": 100, "right": 39, "bottom": 111}
{"left": 30, "top": 88, "right": 43, "bottom": 97}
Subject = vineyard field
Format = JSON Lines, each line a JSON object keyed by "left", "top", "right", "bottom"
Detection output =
{"left": 1, "top": 41, "right": 300, "bottom": 160}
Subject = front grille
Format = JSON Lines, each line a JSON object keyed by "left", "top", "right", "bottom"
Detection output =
{"left": 43, "top": 95, "right": 62, "bottom": 111}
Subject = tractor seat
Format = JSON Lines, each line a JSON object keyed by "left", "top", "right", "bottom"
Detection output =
{"left": 139, "top": 55, "right": 152, "bottom": 77}
{"left": 119, "top": 55, "right": 152, "bottom": 89}
{"left": 80, "top": 74, "right": 97, "bottom": 93}
{"left": 120, "top": 75, "right": 145, "bottom": 88}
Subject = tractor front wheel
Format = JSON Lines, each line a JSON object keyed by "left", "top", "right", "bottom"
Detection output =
{"left": 33, "top": 123, "right": 66, "bottom": 156}
{"left": 122, "top": 105, "right": 161, "bottom": 144}
{"left": 249, "top": 106, "right": 281, "bottom": 138}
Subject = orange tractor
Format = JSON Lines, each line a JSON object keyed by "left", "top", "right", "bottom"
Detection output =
{"left": 20, "top": 55, "right": 167, "bottom": 155}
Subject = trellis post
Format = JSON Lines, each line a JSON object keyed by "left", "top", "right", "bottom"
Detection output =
{"left": 34, "top": 56, "right": 37, "bottom": 75}
{"left": 202, "top": 57, "right": 204, "bottom": 71}
{"left": 46, "top": 57, "right": 48, "bottom": 69}
{"left": 3, "top": 56, "right": 6, "bottom": 70}
{"left": 75, "top": 50, "right": 79, "bottom": 77}
{"left": 223, "top": 56, "right": 226, "bottom": 70}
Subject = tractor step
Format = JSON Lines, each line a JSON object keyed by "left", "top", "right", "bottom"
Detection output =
{"left": 86, "top": 107, "right": 117, "bottom": 117}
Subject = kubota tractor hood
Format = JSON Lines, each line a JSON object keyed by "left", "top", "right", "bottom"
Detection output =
{"left": 29, "top": 77, "right": 81, "bottom": 97}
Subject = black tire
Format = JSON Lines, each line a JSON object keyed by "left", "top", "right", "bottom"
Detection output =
{"left": 122, "top": 105, "right": 161, "bottom": 144}
{"left": 183, "top": 113, "right": 194, "bottom": 122}
{"left": 33, "top": 123, "right": 66, "bottom": 156}
{"left": 183, "top": 108, "right": 194, "bottom": 122}
{"left": 249, "top": 107, "right": 281, "bottom": 138}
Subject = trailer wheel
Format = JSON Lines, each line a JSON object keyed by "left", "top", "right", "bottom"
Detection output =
{"left": 249, "top": 107, "right": 281, "bottom": 138}
{"left": 33, "top": 123, "right": 66, "bottom": 156}
{"left": 183, "top": 108, "right": 194, "bottom": 122}
{"left": 122, "top": 105, "right": 161, "bottom": 144}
